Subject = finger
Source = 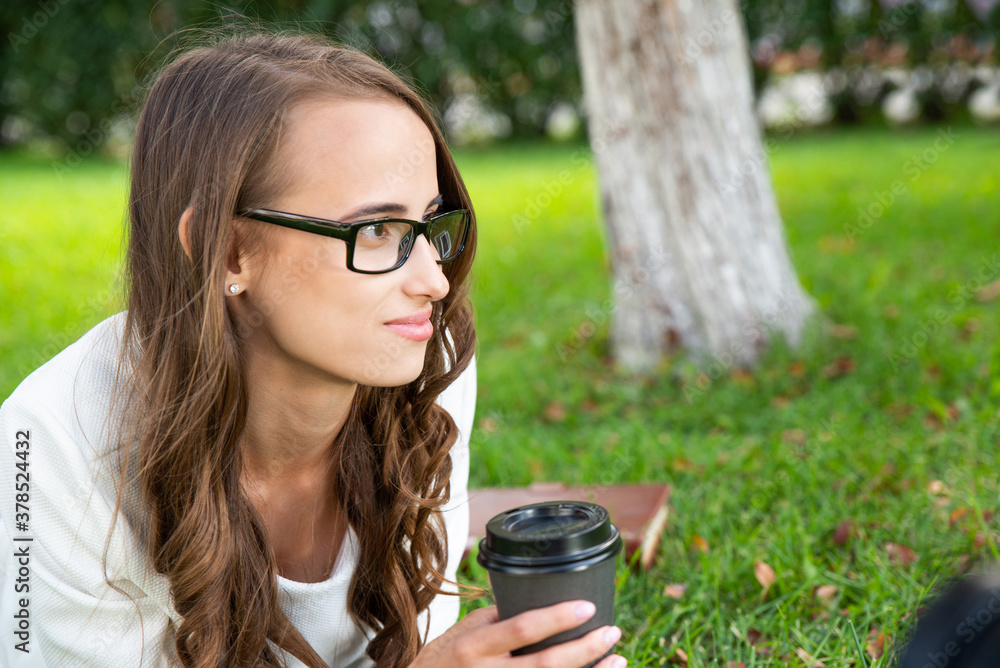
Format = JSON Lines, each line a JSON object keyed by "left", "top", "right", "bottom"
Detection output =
{"left": 454, "top": 605, "right": 499, "bottom": 631}
{"left": 594, "top": 653, "right": 627, "bottom": 668}
{"left": 472, "top": 600, "right": 598, "bottom": 656}
{"left": 517, "top": 624, "right": 622, "bottom": 668}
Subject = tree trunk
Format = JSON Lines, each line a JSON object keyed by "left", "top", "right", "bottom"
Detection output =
{"left": 575, "top": 0, "right": 815, "bottom": 372}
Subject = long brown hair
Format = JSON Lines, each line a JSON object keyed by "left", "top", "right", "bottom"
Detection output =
{"left": 111, "top": 29, "right": 480, "bottom": 668}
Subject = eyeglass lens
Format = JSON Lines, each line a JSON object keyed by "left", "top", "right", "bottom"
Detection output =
{"left": 353, "top": 211, "right": 465, "bottom": 272}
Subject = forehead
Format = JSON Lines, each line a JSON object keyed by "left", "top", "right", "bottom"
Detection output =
{"left": 272, "top": 97, "right": 438, "bottom": 213}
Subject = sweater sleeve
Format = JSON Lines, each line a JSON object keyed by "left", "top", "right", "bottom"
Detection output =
{"left": 418, "top": 352, "right": 476, "bottom": 645}
{"left": 0, "top": 319, "right": 178, "bottom": 667}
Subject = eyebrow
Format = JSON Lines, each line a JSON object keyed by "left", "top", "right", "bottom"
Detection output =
{"left": 341, "top": 194, "right": 443, "bottom": 221}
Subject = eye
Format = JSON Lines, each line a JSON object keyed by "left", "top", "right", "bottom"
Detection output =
{"left": 356, "top": 221, "right": 409, "bottom": 247}
{"left": 360, "top": 222, "right": 389, "bottom": 239}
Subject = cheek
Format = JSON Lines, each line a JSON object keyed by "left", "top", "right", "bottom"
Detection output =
{"left": 264, "top": 239, "right": 347, "bottom": 298}
{"left": 257, "top": 241, "right": 365, "bottom": 329}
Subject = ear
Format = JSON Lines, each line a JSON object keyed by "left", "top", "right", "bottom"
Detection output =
{"left": 178, "top": 207, "right": 194, "bottom": 261}
{"left": 224, "top": 218, "right": 256, "bottom": 293}
{"left": 181, "top": 208, "right": 256, "bottom": 294}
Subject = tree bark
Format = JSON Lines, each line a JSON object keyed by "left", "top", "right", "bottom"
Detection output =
{"left": 575, "top": 0, "right": 815, "bottom": 371}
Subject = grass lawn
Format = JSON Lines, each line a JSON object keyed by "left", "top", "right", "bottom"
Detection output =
{"left": 2, "top": 126, "right": 999, "bottom": 666}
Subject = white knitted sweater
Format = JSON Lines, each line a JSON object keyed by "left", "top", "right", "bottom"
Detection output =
{"left": 0, "top": 313, "right": 475, "bottom": 667}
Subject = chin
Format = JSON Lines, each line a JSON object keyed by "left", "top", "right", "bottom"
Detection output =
{"left": 357, "top": 361, "right": 426, "bottom": 388}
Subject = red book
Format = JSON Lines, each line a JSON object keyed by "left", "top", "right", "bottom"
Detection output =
{"left": 462, "top": 482, "right": 671, "bottom": 571}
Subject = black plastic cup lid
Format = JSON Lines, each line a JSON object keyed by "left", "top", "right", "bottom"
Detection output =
{"left": 477, "top": 501, "right": 622, "bottom": 574}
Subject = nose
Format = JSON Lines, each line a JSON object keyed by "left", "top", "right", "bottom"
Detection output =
{"left": 401, "top": 234, "right": 450, "bottom": 300}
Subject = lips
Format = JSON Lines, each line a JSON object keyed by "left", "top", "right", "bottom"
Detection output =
{"left": 384, "top": 308, "right": 433, "bottom": 326}
{"left": 384, "top": 308, "right": 434, "bottom": 341}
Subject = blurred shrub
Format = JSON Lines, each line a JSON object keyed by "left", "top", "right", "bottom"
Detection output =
{"left": 0, "top": 0, "right": 582, "bottom": 151}
{"left": 1, "top": 0, "right": 998, "bottom": 153}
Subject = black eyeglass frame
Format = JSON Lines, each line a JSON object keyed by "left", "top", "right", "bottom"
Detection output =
{"left": 239, "top": 207, "right": 471, "bottom": 275}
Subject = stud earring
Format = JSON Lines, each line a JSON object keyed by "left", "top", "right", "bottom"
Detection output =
{"left": 228, "top": 284, "right": 241, "bottom": 294}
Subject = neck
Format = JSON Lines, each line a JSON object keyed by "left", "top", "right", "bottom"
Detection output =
{"left": 239, "top": 347, "right": 358, "bottom": 485}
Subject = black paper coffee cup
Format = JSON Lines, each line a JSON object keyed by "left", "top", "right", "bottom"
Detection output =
{"left": 477, "top": 501, "right": 622, "bottom": 666}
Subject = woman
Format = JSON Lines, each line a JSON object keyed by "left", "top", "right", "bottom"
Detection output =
{"left": 0, "top": 31, "right": 626, "bottom": 668}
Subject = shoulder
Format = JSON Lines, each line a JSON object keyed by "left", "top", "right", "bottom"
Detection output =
{"left": 1, "top": 311, "right": 128, "bottom": 444}
{"left": 0, "top": 310, "right": 133, "bottom": 526}
{"left": 1, "top": 313, "right": 130, "bottom": 508}
{"left": 0, "top": 312, "right": 171, "bottom": 603}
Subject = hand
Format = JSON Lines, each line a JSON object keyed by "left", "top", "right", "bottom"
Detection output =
{"left": 412, "top": 600, "right": 626, "bottom": 668}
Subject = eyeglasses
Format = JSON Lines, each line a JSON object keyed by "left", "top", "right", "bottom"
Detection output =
{"left": 239, "top": 207, "right": 471, "bottom": 274}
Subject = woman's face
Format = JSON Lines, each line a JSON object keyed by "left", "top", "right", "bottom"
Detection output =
{"left": 232, "top": 97, "right": 450, "bottom": 389}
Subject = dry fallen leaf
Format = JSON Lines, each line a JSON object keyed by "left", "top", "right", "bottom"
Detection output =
{"left": 822, "top": 356, "right": 856, "bottom": 379}
{"left": 973, "top": 533, "right": 988, "bottom": 550}
{"left": 726, "top": 663, "right": 748, "bottom": 668}
{"left": 692, "top": 535, "right": 710, "bottom": 553}
{"left": 956, "top": 554, "right": 972, "bottom": 574}
{"left": 866, "top": 630, "right": 886, "bottom": 660}
{"left": 818, "top": 235, "right": 854, "bottom": 253}
{"left": 755, "top": 561, "right": 777, "bottom": 593}
{"left": 789, "top": 361, "right": 807, "bottom": 377}
{"left": 663, "top": 583, "right": 687, "bottom": 599}
{"left": 833, "top": 520, "right": 855, "bottom": 546}
{"left": 746, "top": 628, "right": 764, "bottom": 646}
{"left": 814, "top": 585, "right": 838, "bottom": 600}
{"left": 782, "top": 428, "right": 807, "bottom": 445}
{"left": 794, "top": 647, "right": 824, "bottom": 667}
{"left": 672, "top": 457, "right": 695, "bottom": 472}
{"left": 730, "top": 368, "right": 754, "bottom": 384}
{"left": 950, "top": 507, "right": 969, "bottom": 527}
{"left": 886, "top": 542, "right": 919, "bottom": 566}
{"left": 975, "top": 277, "right": 1000, "bottom": 302}
{"left": 543, "top": 402, "right": 567, "bottom": 422}
{"left": 960, "top": 318, "right": 981, "bottom": 340}
{"left": 828, "top": 323, "right": 859, "bottom": 339}
{"left": 669, "top": 648, "right": 689, "bottom": 665}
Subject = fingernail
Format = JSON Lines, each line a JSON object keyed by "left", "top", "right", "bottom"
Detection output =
{"left": 604, "top": 626, "right": 622, "bottom": 645}
{"left": 612, "top": 657, "right": 627, "bottom": 668}
{"left": 575, "top": 601, "right": 596, "bottom": 619}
